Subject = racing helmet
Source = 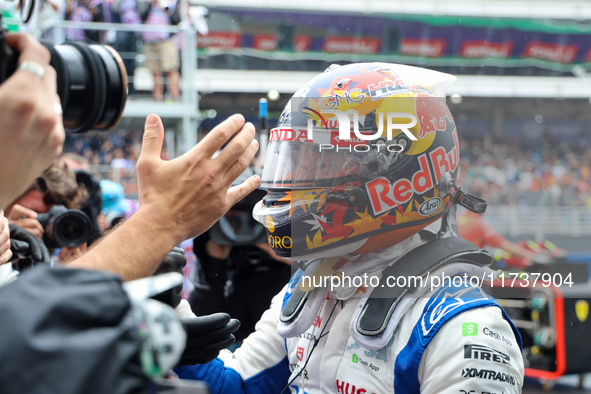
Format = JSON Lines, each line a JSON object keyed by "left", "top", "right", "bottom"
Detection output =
{"left": 253, "top": 63, "right": 460, "bottom": 259}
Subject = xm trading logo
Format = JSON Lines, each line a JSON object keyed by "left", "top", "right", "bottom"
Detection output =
{"left": 302, "top": 107, "right": 418, "bottom": 152}
{"left": 461, "top": 368, "right": 516, "bottom": 386}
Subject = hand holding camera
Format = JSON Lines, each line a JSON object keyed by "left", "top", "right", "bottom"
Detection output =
{"left": 0, "top": 33, "right": 64, "bottom": 209}
{"left": 6, "top": 204, "right": 44, "bottom": 239}
{"left": 9, "top": 223, "right": 51, "bottom": 269}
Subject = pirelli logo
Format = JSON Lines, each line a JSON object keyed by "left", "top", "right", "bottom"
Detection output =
{"left": 464, "top": 344, "right": 511, "bottom": 365}
{"left": 461, "top": 368, "right": 516, "bottom": 386}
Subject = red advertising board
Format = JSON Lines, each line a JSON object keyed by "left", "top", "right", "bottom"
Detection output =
{"left": 323, "top": 36, "right": 381, "bottom": 54}
{"left": 400, "top": 38, "right": 446, "bottom": 57}
{"left": 253, "top": 34, "right": 277, "bottom": 51}
{"left": 524, "top": 42, "right": 579, "bottom": 64}
{"left": 294, "top": 35, "right": 311, "bottom": 52}
{"left": 460, "top": 40, "right": 513, "bottom": 58}
{"left": 197, "top": 31, "right": 241, "bottom": 48}
{"left": 253, "top": 34, "right": 311, "bottom": 51}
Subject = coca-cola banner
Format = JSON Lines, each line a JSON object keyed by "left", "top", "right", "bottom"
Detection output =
{"left": 201, "top": 10, "right": 591, "bottom": 66}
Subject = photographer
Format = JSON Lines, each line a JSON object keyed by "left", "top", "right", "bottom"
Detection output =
{"left": 140, "top": 0, "right": 181, "bottom": 101}
{"left": 7, "top": 159, "right": 88, "bottom": 236}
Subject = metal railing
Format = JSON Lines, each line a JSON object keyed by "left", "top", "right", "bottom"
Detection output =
{"left": 483, "top": 206, "right": 591, "bottom": 239}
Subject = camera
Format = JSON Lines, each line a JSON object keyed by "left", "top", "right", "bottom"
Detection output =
{"left": 209, "top": 188, "right": 268, "bottom": 246}
{"left": 37, "top": 205, "right": 93, "bottom": 248}
{"left": 105, "top": 211, "right": 125, "bottom": 229}
{"left": 0, "top": 21, "right": 128, "bottom": 133}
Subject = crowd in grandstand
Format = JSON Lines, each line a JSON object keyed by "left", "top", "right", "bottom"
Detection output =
{"left": 64, "top": 124, "right": 591, "bottom": 207}
{"left": 459, "top": 129, "right": 591, "bottom": 207}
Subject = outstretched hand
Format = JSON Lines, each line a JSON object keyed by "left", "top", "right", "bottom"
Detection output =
{"left": 68, "top": 114, "right": 260, "bottom": 281}
{"left": 136, "top": 114, "right": 260, "bottom": 245}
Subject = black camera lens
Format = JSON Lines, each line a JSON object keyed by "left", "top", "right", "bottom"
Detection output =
{"left": 37, "top": 206, "right": 93, "bottom": 248}
{"left": 43, "top": 42, "right": 128, "bottom": 133}
{"left": 51, "top": 210, "right": 92, "bottom": 248}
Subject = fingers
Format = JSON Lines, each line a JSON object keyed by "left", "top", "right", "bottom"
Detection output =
{"left": 28, "top": 234, "right": 50, "bottom": 263}
{"left": 182, "top": 313, "right": 232, "bottom": 335}
{"left": 5, "top": 33, "right": 51, "bottom": 66}
{"left": 196, "top": 114, "right": 246, "bottom": 159}
{"left": 139, "top": 114, "right": 164, "bottom": 164}
{"left": 223, "top": 138, "right": 259, "bottom": 182}
{"left": 226, "top": 175, "right": 261, "bottom": 207}
{"left": 186, "top": 318, "right": 241, "bottom": 346}
{"left": 0, "top": 249, "right": 12, "bottom": 265}
{"left": 8, "top": 204, "right": 38, "bottom": 220}
{"left": 11, "top": 219, "right": 43, "bottom": 239}
{"left": 215, "top": 122, "right": 256, "bottom": 173}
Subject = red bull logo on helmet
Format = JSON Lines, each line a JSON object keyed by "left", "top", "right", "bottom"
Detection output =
{"left": 416, "top": 94, "right": 455, "bottom": 138}
{"left": 366, "top": 130, "right": 459, "bottom": 215}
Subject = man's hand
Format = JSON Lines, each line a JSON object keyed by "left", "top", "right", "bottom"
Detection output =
{"left": 177, "top": 314, "right": 240, "bottom": 366}
{"left": 0, "top": 212, "right": 12, "bottom": 265}
{"left": 0, "top": 34, "right": 64, "bottom": 209}
{"left": 68, "top": 114, "right": 259, "bottom": 281}
{"left": 136, "top": 114, "right": 260, "bottom": 245}
{"left": 6, "top": 204, "right": 44, "bottom": 239}
{"left": 9, "top": 223, "right": 51, "bottom": 267}
{"left": 58, "top": 243, "right": 87, "bottom": 264}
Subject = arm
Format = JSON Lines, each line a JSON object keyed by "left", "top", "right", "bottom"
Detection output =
{"left": 68, "top": 114, "right": 260, "bottom": 281}
{"left": 176, "top": 288, "right": 291, "bottom": 393}
{"left": 418, "top": 306, "right": 524, "bottom": 394}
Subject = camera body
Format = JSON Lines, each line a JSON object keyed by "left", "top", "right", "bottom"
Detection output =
{"left": 0, "top": 18, "right": 128, "bottom": 133}
{"left": 37, "top": 205, "right": 93, "bottom": 248}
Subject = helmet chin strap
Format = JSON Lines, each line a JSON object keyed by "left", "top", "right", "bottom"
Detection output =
{"left": 436, "top": 172, "right": 488, "bottom": 239}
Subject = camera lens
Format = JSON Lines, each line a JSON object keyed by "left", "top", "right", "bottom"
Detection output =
{"left": 43, "top": 42, "right": 128, "bottom": 133}
{"left": 52, "top": 209, "right": 93, "bottom": 248}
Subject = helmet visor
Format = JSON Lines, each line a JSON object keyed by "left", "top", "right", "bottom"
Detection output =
{"left": 261, "top": 137, "right": 364, "bottom": 189}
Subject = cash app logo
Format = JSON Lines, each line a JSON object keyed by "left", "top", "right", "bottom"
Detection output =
{"left": 352, "top": 354, "right": 359, "bottom": 363}
{"left": 462, "top": 322, "right": 478, "bottom": 337}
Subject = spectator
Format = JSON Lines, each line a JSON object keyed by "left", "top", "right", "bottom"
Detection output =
{"left": 65, "top": 0, "right": 107, "bottom": 43}
{"left": 140, "top": 0, "right": 181, "bottom": 101}
{"left": 110, "top": 0, "right": 141, "bottom": 94}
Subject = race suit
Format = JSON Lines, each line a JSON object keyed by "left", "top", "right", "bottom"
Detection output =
{"left": 176, "top": 235, "right": 524, "bottom": 393}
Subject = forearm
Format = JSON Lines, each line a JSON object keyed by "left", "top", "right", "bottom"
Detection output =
{"left": 68, "top": 207, "right": 179, "bottom": 281}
